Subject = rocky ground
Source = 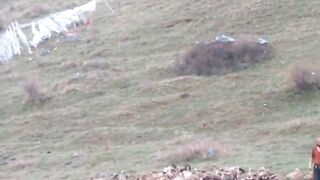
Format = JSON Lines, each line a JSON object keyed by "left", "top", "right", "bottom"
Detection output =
{"left": 91, "top": 165, "right": 312, "bottom": 180}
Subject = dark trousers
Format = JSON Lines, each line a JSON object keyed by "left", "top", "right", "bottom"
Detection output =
{"left": 314, "top": 166, "right": 320, "bottom": 180}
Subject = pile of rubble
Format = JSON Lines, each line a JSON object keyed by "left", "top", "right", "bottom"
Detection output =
{"left": 91, "top": 165, "right": 313, "bottom": 180}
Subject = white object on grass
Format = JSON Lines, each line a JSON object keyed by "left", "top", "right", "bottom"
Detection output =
{"left": 257, "top": 37, "right": 268, "bottom": 45}
{"left": 215, "top": 34, "right": 235, "bottom": 42}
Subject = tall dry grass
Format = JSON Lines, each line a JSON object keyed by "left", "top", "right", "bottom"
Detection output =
{"left": 22, "top": 77, "right": 50, "bottom": 104}
{"left": 155, "top": 137, "right": 231, "bottom": 163}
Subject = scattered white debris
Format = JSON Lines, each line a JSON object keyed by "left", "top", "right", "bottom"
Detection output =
{"left": 215, "top": 34, "right": 235, "bottom": 42}
{"left": 257, "top": 37, "right": 269, "bottom": 45}
{"left": 214, "top": 35, "right": 269, "bottom": 44}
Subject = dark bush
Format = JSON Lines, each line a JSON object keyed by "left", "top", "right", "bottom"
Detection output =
{"left": 175, "top": 36, "right": 274, "bottom": 75}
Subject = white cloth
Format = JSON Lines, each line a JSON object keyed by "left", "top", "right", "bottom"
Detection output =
{"left": 0, "top": 0, "right": 113, "bottom": 63}
{"left": 14, "top": 22, "right": 32, "bottom": 54}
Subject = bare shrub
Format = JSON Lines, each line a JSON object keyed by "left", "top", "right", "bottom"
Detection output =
{"left": 155, "top": 138, "right": 231, "bottom": 163}
{"left": 290, "top": 64, "right": 320, "bottom": 91}
{"left": 22, "top": 77, "right": 50, "bottom": 104}
{"left": 175, "top": 36, "right": 274, "bottom": 75}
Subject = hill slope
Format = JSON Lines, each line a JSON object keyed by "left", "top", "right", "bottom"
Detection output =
{"left": 1, "top": 0, "right": 320, "bottom": 179}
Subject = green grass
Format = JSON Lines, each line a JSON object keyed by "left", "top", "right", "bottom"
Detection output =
{"left": 1, "top": 0, "right": 320, "bottom": 179}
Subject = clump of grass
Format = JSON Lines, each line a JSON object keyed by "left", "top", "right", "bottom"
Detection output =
{"left": 22, "top": 77, "right": 51, "bottom": 104}
{"left": 174, "top": 36, "right": 274, "bottom": 75}
{"left": 289, "top": 63, "right": 320, "bottom": 91}
{"left": 155, "top": 138, "right": 231, "bottom": 163}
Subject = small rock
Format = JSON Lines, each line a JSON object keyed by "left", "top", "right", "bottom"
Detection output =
{"left": 65, "top": 161, "right": 72, "bottom": 166}
{"left": 180, "top": 93, "right": 190, "bottom": 99}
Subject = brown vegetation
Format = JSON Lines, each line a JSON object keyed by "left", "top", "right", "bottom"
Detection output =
{"left": 175, "top": 36, "right": 274, "bottom": 75}
{"left": 155, "top": 138, "right": 231, "bottom": 163}
{"left": 290, "top": 63, "right": 320, "bottom": 91}
{"left": 22, "top": 77, "right": 50, "bottom": 104}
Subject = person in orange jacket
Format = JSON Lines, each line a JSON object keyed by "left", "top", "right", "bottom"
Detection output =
{"left": 310, "top": 138, "right": 320, "bottom": 180}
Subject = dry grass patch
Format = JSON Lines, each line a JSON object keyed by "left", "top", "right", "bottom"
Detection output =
{"left": 60, "top": 60, "right": 84, "bottom": 70}
{"left": 51, "top": 72, "right": 107, "bottom": 95}
{"left": 276, "top": 118, "right": 318, "bottom": 134}
{"left": 8, "top": 158, "right": 36, "bottom": 171}
{"left": 52, "top": 73, "right": 86, "bottom": 94}
{"left": 22, "top": 77, "right": 51, "bottom": 104}
{"left": 107, "top": 109, "right": 136, "bottom": 122}
{"left": 82, "top": 60, "right": 110, "bottom": 71}
{"left": 138, "top": 76, "right": 202, "bottom": 95}
{"left": 133, "top": 94, "right": 187, "bottom": 111}
{"left": 175, "top": 35, "right": 274, "bottom": 75}
{"left": 60, "top": 60, "right": 110, "bottom": 71}
{"left": 289, "top": 63, "right": 320, "bottom": 91}
{"left": 155, "top": 137, "right": 232, "bottom": 163}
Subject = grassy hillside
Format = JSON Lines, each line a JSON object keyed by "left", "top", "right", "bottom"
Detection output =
{"left": 1, "top": 0, "right": 320, "bottom": 179}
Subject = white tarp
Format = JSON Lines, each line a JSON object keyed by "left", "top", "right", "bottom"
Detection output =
{"left": 0, "top": 0, "right": 113, "bottom": 64}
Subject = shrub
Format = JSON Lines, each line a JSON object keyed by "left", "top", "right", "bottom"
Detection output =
{"left": 22, "top": 77, "right": 50, "bottom": 104}
{"left": 290, "top": 64, "right": 320, "bottom": 91}
{"left": 175, "top": 36, "right": 274, "bottom": 75}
